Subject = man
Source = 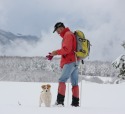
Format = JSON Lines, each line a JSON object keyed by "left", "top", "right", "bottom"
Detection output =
{"left": 46, "top": 22, "right": 79, "bottom": 107}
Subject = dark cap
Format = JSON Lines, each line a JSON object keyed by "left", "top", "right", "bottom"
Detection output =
{"left": 53, "top": 22, "right": 65, "bottom": 33}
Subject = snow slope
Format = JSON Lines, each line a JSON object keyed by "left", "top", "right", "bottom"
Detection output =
{"left": 0, "top": 81, "right": 125, "bottom": 114}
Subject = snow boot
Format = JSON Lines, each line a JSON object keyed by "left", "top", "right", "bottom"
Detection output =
{"left": 54, "top": 82, "right": 66, "bottom": 107}
{"left": 55, "top": 93, "right": 65, "bottom": 106}
{"left": 71, "top": 96, "right": 79, "bottom": 107}
{"left": 53, "top": 94, "right": 65, "bottom": 107}
{"left": 71, "top": 85, "right": 79, "bottom": 107}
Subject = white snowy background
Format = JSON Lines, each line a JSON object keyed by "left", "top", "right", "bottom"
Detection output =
{"left": 0, "top": 0, "right": 125, "bottom": 114}
{"left": 0, "top": 56, "right": 119, "bottom": 83}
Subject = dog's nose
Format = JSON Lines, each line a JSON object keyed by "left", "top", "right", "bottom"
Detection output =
{"left": 46, "top": 90, "right": 48, "bottom": 92}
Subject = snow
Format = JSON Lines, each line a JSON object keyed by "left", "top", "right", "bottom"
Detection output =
{"left": 0, "top": 57, "right": 119, "bottom": 82}
{"left": 0, "top": 81, "right": 125, "bottom": 114}
{"left": 112, "top": 54, "right": 125, "bottom": 69}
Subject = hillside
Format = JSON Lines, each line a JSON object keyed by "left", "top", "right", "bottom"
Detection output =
{"left": 0, "top": 29, "right": 40, "bottom": 56}
{"left": 0, "top": 29, "right": 39, "bottom": 45}
{"left": 0, "top": 56, "right": 119, "bottom": 82}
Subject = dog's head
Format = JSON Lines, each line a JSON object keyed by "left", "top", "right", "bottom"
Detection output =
{"left": 41, "top": 84, "right": 51, "bottom": 93}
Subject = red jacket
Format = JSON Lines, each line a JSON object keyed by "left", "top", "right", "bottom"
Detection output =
{"left": 56, "top": 28, "right": 77, "bottom": 68}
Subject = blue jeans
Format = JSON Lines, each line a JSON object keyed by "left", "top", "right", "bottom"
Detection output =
{"left": 59, "top": 62, "right": 79, "bottom": 86}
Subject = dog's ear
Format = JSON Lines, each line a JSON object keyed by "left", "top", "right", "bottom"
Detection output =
{"left": 47, "top": 84, "right": 51, "bottom": 88}
{"left": 41, "top": 85, "right": 46, "bottom": 89}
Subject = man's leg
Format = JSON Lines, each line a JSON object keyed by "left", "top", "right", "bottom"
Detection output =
{"left": 70, "top": 65, "right": 80, "bottom": 107}
{"left": 56, "top": 62, "right": 76, "bottom": 106}
{"left": 56, "top": 82, "right": 66, "bottom": 106}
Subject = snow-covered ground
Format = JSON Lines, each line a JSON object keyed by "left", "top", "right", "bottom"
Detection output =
{"left": 0, "top": 81, "right": 125, "bottom": 114}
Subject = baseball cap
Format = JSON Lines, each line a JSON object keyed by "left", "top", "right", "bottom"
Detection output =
{"left": 53, "top": 22, "right": 65, "bottom": 33}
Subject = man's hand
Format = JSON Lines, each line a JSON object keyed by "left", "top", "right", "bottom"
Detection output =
{"left": 46, "top": 51, "right": 57, "bottom": 61}
{"left": 46, "top": 53, "right": 53, "bottom": 60}
{"left": 50, "top": 51, "right": 57, "bottom": 56}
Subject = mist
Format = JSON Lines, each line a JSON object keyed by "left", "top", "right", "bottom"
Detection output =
{"left": 0, "top": 0, "right": 125, "bottom": 61}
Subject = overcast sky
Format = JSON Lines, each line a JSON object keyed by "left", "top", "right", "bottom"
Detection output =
{"left": 0, "top": 0, "right": 125, "bottom": 61}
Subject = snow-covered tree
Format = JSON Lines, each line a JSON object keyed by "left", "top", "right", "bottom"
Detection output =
{"left": 0, "top": 56, "right": 118, "bottom": 82}
{"left": 122, "top": 41, "right": 125, "bottom": 50}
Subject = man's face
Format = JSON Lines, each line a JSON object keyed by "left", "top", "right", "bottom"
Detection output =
{"left": 56, "top": 27, "right": 64, "bottom": 34}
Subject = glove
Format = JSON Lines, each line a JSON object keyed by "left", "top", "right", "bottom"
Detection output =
{"left": 46, "top": 53, "right": 53, "bottom": 60}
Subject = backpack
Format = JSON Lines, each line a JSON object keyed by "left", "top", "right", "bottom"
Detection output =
{"left": 74, "top": 30, "right": 91, "bottom": 60}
